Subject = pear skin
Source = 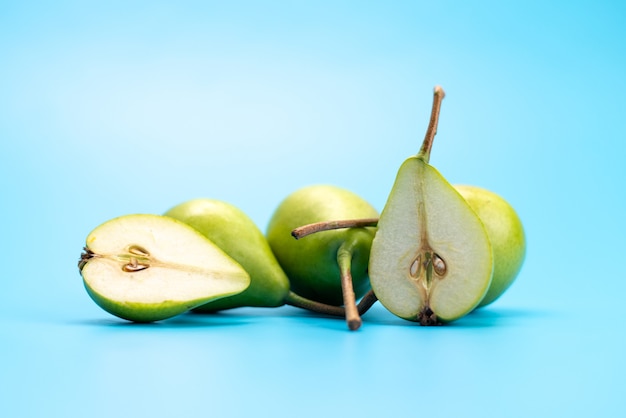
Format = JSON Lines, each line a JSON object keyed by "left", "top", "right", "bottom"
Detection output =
{"left": 455, "top": 185, "right": 526, "bottom": 307}
{"left": 165, "top": 199, "right": 290, "bottom": 311}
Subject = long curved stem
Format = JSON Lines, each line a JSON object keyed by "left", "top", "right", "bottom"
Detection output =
{"left": 418, "top": 85, "right": 446, "bottom": 163}
{"left": 292, "top": 218, "right": 379, "bottom": 240}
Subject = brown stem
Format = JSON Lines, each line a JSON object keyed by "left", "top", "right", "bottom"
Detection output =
{"left": 292, "top": 218, "right": 379, "bottom": 240}
{"left": 418, "top": 85, "right": 446, "bottom": 163}
{"left": 356, "top": 289, "right": 378, "bottom": 315}
{"left": 337, "top": 241, "right": 361, "bottom": 331}
{"left": 284, "top": 291, "right": 346, "bottom": 317}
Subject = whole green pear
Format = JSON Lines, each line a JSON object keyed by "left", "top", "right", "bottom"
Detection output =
{"left": 455, "top": 185, "right": 526, "bottom": 307}
{"left": 266, "top": 185, "right": 378, "bottom": 308}
{"left": 164, "top": 199, "right": 290, "bottom": 311}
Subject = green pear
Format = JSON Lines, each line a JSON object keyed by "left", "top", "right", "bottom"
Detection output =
{"left": 369, "top": 86, "right": 494, "bottom": 325}
{"left": 164, "top": 199, "right": 291, "bottom": 311}
{"left": 266, "top": 185, "right": 379, "bottom": 330}
{"left": 454, "top": 185, "right": 526, "bottom": 307}
{"left": 78, "top": 214, "right": 250, "bottom": 322}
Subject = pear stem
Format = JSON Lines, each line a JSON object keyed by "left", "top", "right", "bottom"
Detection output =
{"left": 284, "top": 291, "right": 346, "bottom": 317}
{"left": 417, "top": 85, "right": 446, "bottom": 163}
{"left": 291, "top": 219, "right": 378, "bottom": 331}
{"left": 291, "top": 218, "right": 379, "bottom": 240}
{"left": 356, "top": 289, "right": 378, "bottom": 315}
{"left": 337, "top": 241, "right": 362, "bottom": 331}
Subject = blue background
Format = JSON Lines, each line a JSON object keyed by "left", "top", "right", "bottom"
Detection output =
{"left": 2, "top": 1, "right": 625, "bottom": 417}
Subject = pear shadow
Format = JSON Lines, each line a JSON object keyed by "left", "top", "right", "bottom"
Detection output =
{"left": 358, "top": 303, "right": 552, "bottom": 329}
{"left": 444, "top": 306, "right": 556, "bottom": 328}
{"left": 279, "top": 306, "right": 361, "bottom": 332}
{"left": 69, "top": 312, "right": 252, "bottom": 329}
{"left": 68, "top": 304, "right": 553, "bottom": 331}
{"left": 70, "top": 305, "right": 349, "bottom": 330}
{"left": 455, "top": 305, "right": 557, "bottom": 327}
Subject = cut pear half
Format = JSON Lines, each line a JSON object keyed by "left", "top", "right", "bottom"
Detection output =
{"left": 369, "top": 86, "right": 493, "bottom": 325}
{"left": 79, "top": 214, "right": 251, "bottom": 322}
{"left": 369, "top": 158, "right": 493, "bottom": 324}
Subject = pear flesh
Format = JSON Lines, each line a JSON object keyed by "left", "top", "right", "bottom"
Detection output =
{"left": 369, "top": 157, "right": 493, "bottom": 325}
{"left": 79, "top": 214, "right": 251, "bottom": 322}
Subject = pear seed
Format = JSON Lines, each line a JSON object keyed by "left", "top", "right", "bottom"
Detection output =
{"left": 432, "top": 254, "right": 447, "bottom": 277}
{"left": 128, "top": 245, "right": 150, "bottom": 257}
{"left": 123, "top": 257, "right": 149, "bottom": 272}
{"left": 410, "top": 255, "right": 422, "bottom": 279}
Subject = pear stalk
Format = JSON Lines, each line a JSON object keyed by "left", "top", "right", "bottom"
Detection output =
{"left": 417, "top": 86, "right": 446, "bottom": 163}
{"left": 337, "top": 240, "right": 363, "bottom": 330}
{"left": 356, "top": 290, "right": 378, "bottom": 315}
{"left": 292, "top": 218, "right": 379, "bottom": 239}
{"left": 284, "top": 292, "right": 346, "bottom": 317}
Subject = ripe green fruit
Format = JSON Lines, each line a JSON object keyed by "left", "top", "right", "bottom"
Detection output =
{"left": 164, "top": 199, "right": 291, "bottom": 311}
{"left": 78, "top": 214, "right": 250, "bottom": 322}
{"left": 369, "top": 86, "right": 493, "bottom": 325}
{"left": 267, "top": 185, "right": 378, "bottom": 330}
{"left": 455, "top": 185, "right": 526, "bottom": 307}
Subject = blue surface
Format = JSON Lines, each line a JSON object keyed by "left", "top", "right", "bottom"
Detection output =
{"left": 2, "top": 1, "right": 625, "bottom": 417}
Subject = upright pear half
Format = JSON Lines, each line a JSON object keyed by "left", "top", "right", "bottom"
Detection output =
{"left": 369, "top": 87, "right": 493, "bottom": 325}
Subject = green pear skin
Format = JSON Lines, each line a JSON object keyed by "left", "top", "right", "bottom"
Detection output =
{"left": 83, "top": 290, "right": 207, "bottom": 323}
{"left": 266, "top": 185, "right": 378, "bottom": 306}
{"left": 455, "top": 185, "right": 526, "bottom": 307}
{"left": 165, "top": 199, "right": 291, "bottom": 311}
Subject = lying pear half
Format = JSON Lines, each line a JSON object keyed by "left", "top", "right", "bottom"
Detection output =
{"left": 455, "top": 185, "right": 526, "bottom": 308}
{"left": 369, "top": 86, "right": 493, "bottom": 325}
{"left": 78, "top": 214, "right": 250, "bottom": 322}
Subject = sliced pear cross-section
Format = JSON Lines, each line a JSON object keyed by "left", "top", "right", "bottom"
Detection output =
{"left": 79, "top": 214, "right": 251, "bottom": 322}
{"left": 368, "top": 86, "right": 494, "bottom": 325}
{"left": 369, "top": 158, "right": 493, "bottom": 324}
